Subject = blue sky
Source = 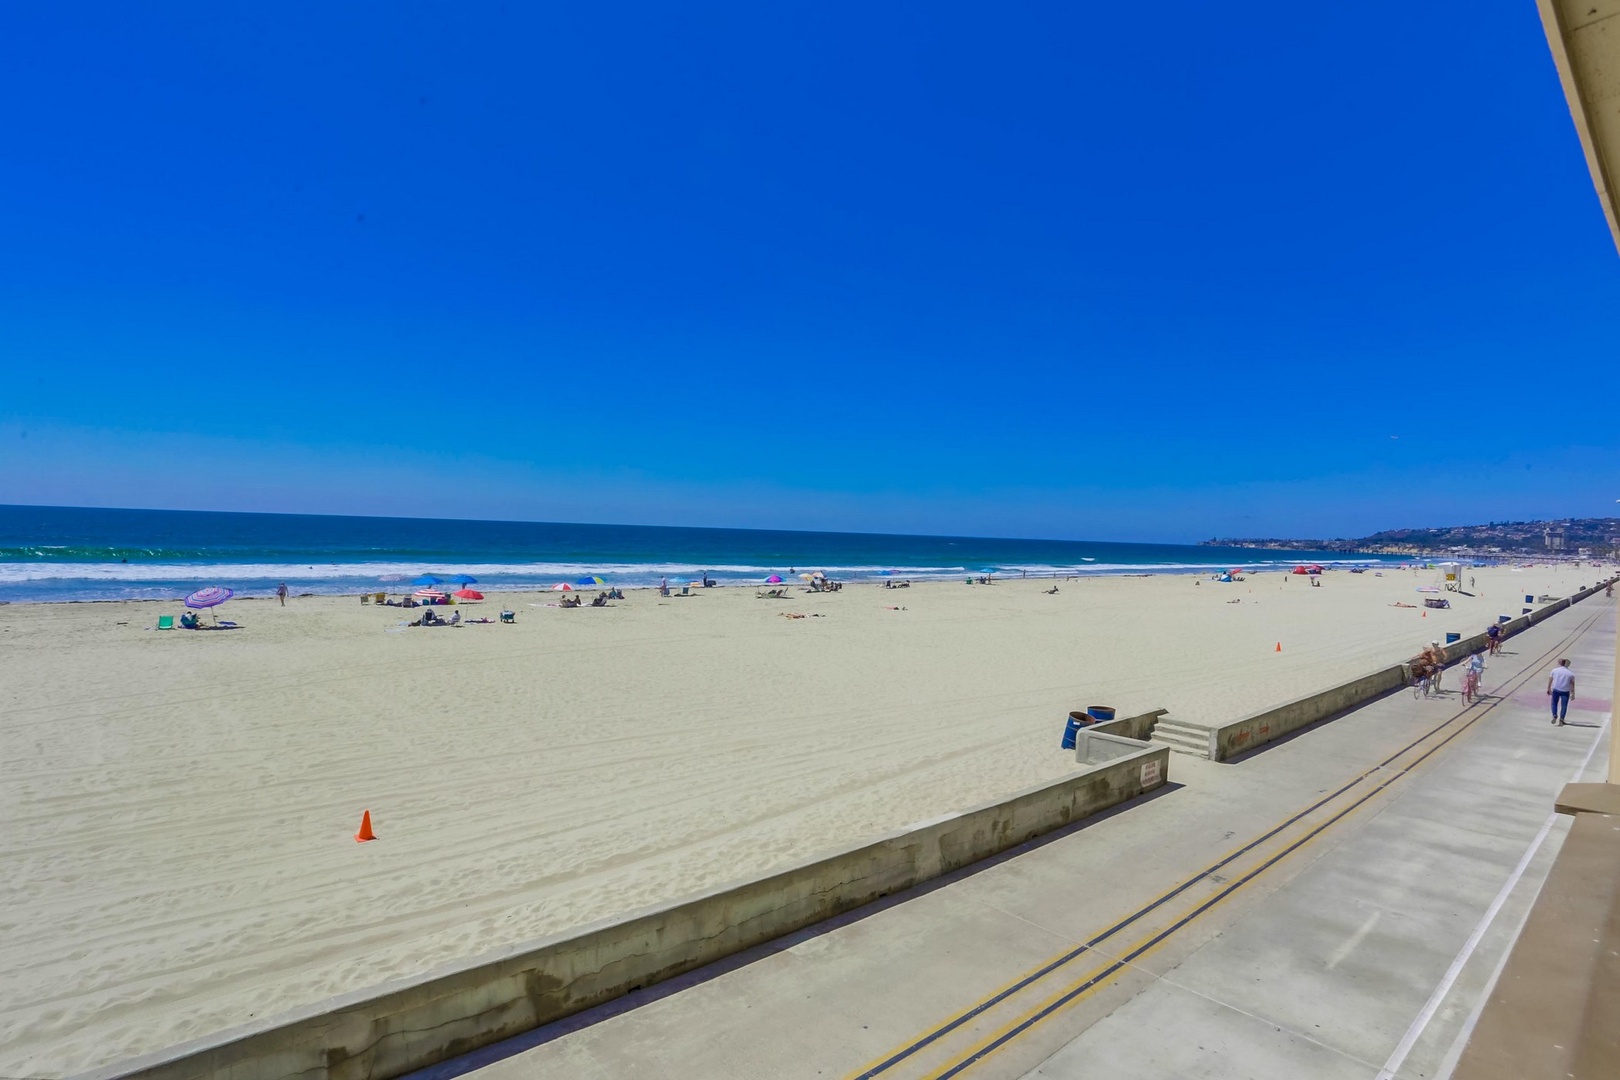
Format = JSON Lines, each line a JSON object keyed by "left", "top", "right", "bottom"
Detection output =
{"left": 2, "top": 2, "right": 1617, "bottom": 543}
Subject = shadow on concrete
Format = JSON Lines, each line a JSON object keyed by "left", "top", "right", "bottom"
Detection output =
{"left": 403, "top": 781, "right": 1185, "bottom": 1079}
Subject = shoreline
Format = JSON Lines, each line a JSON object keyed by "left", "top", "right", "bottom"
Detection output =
{"left": 0, "top": 553, "right": 1526, "bottom": 606}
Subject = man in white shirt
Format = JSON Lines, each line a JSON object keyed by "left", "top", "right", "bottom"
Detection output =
{"left": 1547, "top": 660, "right": 1575, "bottom": 726}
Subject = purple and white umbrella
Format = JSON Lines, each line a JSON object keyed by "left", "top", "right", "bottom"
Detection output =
{"left": 185, "top": 586, "right": 234, "bottom": 609}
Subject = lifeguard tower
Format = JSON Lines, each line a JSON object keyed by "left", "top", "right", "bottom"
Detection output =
{"left": 1439, "top": 561, "right": 1463, "bottom": 591}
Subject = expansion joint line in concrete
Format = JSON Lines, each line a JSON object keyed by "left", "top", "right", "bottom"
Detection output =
{"left": 844, "top": 608, "right": 1606, "bottom": 1080}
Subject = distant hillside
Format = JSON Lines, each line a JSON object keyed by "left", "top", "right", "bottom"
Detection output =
{"left": 1203, "top": 518, "right": 1620, "bottom": 556}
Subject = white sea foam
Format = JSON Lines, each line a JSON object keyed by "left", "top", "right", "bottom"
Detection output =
{"left": 0, "top": 553, "right": 1391, "bottom": 603}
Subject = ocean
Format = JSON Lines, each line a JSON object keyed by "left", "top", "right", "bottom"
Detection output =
{"left": 0, "top": 505, "right": 1401, "bottom": 603}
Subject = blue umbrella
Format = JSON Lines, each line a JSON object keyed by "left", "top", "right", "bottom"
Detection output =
{"left": 450, "top": 574, "right": 478, "bottom": 585}
{"left": 413, "top": 574, "right": 443, "bottom": 586}
{"left": 576, "top": 575, "right": 606, "bottom": 586}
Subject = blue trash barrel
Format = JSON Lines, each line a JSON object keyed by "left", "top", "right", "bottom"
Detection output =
{"left": 1524, "top": 594, "right": 1534, "bottom": 604}
{"left": 1445, "top": 632, "right": 1460, "bottom": 644}
{"left": 1086, "top": 705, "right": 1116, "bottom": 722}
{"left": 1061, "top": 714, "right": 1088, "bottom": 750}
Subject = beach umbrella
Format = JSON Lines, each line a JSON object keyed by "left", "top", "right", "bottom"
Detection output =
{"left": 576, "top": 575, "right": 606, "bottom": 586}
{"left": 449, "top": 574, "right": 478, "bottom": 585}
{"left": 185, "top": 586, "right": 233, "bottom": 609}
{"left": 799, "top": 573, "right": 815, "bottom": 582}
{"left": 551, "top": 583, "right": 573, "bottom": 591}
{"left": 414, "top": 589, "right": 447, "bottom": 600}
{"left": 184, "top": 585, "right": 233, "bottom": 624}
{"left": 453, "top": 588, "right": 484, "bottom": 601}
{"left": 413, "top": 574, "right": 443, "bottom": 586}
{"left": 766, "top": 574, "right": 783, "bottom": 584}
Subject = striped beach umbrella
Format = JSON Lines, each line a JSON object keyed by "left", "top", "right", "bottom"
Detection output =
{"left": 551, "top": 583, "right": 573, "bottom": 591}
{"left": 185, "top": 586, "right": 234, "bottom": 609}
{"left": 575, "top": 575, "right": 606, "bottom": 586}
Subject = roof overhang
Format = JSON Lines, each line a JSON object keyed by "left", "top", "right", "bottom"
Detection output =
{"left": 1538, "top": 0, "right": 1620, "bottom": 254}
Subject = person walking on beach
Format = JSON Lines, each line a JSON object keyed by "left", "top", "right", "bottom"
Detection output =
{"left": 1547, "top": 660, "right": 1575, "bottom": 726}
{"left": 276, "top": 582, "right": 288, "bottom": 607}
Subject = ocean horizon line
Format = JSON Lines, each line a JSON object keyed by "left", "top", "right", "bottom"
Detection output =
{"left": 0, "top": 503, "right": 1424, "bottom": 604}
{"left": 0, "top": 501, "right": 1269, "bottom": 551}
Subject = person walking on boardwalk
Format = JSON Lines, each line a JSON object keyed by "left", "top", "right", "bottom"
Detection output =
{"left": 1462, "top": 650, "right": 1486, "bottom": 705}
{"left": 1546, "top": 659, "right": 1575, "bottom": 726}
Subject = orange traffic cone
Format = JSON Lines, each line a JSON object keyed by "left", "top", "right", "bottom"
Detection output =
{"left": 1422, "top": 610, "right": 1426, "bottom": 618}
{"left": 1275, "top": 642, "right": 1282, "bottom": 652}
{"left": 355, "top": 810, "right": 376, "bottom": 843}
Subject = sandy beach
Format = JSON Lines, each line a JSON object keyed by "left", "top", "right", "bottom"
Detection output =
{"left": 0, "top": 563, "right": 1606, "bottom": 1076}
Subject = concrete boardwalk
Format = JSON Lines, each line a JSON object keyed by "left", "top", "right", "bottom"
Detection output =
{"left": 420, "top": 598, "right": 1616, "bottom": 1080}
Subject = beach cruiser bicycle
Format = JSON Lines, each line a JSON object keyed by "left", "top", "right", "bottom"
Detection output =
{"left": 1410, "top": 660, "right": 1442, "bottom": 699}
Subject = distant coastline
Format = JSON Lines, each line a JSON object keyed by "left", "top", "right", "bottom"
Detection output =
{"left": 1204, "top": 516, "right": 1620, "bottom": 559}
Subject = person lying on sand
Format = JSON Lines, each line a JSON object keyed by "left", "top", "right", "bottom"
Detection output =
{"left": 1044, "top": 586, "right": 1059, "bottom": 594}
{"left": 1391, "top": 602, "right": 1417, "bottom": 608}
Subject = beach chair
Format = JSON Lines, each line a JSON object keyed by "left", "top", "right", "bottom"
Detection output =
{"left": 500, "top": 610, "right": 515, "bottom": 623}
{"left": 156, "top": 615, "right": 175, "bottom": 630}
{"left": 360, "top": 593, "right": 371, "bottom": 604}
{"left": 374, "top": 592, "right": 386, "bottom": 604}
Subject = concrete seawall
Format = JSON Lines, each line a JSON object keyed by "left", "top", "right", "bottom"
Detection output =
{"left": 1084, "top": 707, "right": 1167, "bottom": 743}
{"left": 80, "top": 742, "right": 1168, "bottom": 1080}
{"left": 1206, "top": 576, "right": 1615, "bottom": 761}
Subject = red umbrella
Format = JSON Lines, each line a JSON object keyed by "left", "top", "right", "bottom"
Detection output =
{"left": 1291, "top": 566, "right": 1309, "bottom": 575}
{"left": 453, "top": 588, "right": 484, "bottom": 601}
{"left": 551, "top": 583, "right": 573, "bottom": 591}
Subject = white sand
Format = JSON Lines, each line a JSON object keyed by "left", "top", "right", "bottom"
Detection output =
{"left": 0, "top": 563, "right": 1605, "bottom": 1075}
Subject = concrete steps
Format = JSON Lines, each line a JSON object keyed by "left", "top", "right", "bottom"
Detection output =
{"left": 1150, "top": 717, "right": 1213, "bottom": 758}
